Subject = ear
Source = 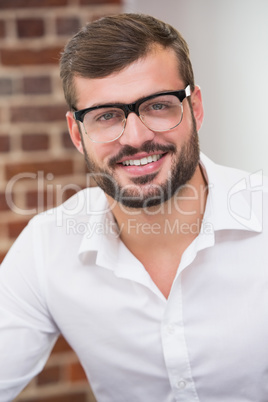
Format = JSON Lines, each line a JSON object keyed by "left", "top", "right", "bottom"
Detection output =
{"left": 66, "top": 111, "right": 84, "bottom": 154}
{"left": 190, "top": 85, "right": 204, "bottom": 132}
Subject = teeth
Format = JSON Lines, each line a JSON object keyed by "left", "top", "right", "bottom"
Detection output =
{"left": 122, "top": 154, "right": 161, "bottom": 166}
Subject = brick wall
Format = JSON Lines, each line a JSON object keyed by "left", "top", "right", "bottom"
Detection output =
{"left": 0, "top": 0, "right": 122, "bottom": 401}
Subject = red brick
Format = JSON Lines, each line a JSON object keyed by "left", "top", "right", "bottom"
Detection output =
{"left": 18, "top": 393, "right": 89, "bottom": 402}
{"left": 67, "top": 361, "right": 87, "bottom": 383}
{"left": 61, "top": 187, "right": 80, "bottom": 203}
{"left": 0, "top": 20, "right": 5, "bottom": 38}
{"left": 21, "top": 133, "right": 50, "bottom": 151}
{"left": 8, "top": 220, "right": 28, "bottom": 238}
{"left": 56, "top": 17, "right": 80, "bottom": 36}
{"left": 17, "top": 18, "right": 44, "bottom": 38}
{"left": 0, "top": 46, "right": 63, "bottom": 66}
{"left": 5, "top": 159, "right": 74, "bottom": 180}
{"left": 22, "top": 75, "right": 52, "bottom": 95}
{"left": 0, "top": 0, "right": 68, "bottom": 8}
{"left": 0, "top": 135, "right": 10, "bottom": 152}
{"left": 25, "top": 191, "right": 39, "bottom": 209}
{"left": 79, "top": 0, "right": 121, "bottom": 3}
{"left": 0, "top": 78, "right": 13, "bottom": 95}
{"left": 10, "top": 104, "right": 67, "bottom": 123}
{"left": 62, "top": 130, "right": 74, "bottom": 149}
{"left": 25, "top": 189, "right": 55, "bottom": 211}
{"left": 0, "top": 191, "right": 9, "bottom": 211}
{"left": 37, "top": 365, "right": 61, "bottom": 385}
{"left": 51, "top": 336, "right": 73, "bottom": 354}
{"left": 0, "top": 252, "right": 7, "bottom": 263}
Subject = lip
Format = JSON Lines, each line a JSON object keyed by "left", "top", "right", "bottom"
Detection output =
{"left": 117, "top": 151, "right": 165, "bottom": 164}
{"left": 117, "top": 152, "right": 168, "bottom": 176}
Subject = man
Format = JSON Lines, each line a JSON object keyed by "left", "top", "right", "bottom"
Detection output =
{"left": 0, "top": 13, "right": 268, "bottom": 402}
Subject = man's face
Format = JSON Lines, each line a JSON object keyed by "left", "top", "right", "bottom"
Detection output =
{"left": 67, "top": 46, "right": 204, "bottom": 209}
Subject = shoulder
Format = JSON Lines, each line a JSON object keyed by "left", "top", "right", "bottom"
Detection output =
{"left": 32, "top": 186, "right": 107, "bottom": 226}
{"left": 201, "top": 152, "right": 268, "bottom": 192}
{"left": 17, "top": 186, "right": 108, "bottom": 247}
{"left": 200, "top": 153, "right": 268, "bottom": 233}
{"left": 3, "top": 187, "right": 108, "bottom": 266}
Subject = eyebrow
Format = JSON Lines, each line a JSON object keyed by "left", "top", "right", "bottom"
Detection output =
{"left": 74, "top": 89, "right": 174, "bottom": 111}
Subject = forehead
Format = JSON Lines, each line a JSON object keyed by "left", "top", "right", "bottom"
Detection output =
{"left": 74, "top": 46, "right": 184, "bottom": 109}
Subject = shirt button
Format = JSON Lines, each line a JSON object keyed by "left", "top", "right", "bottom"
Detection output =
{"left": 166, "top": 324, "right": 175, "bottom": 334}
{"left": 177, "top": 379, "right": 187, "bottom": 389}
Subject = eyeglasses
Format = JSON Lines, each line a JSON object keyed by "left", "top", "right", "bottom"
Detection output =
{"left": 73, "top": 85, "right": 191, "bottom": 143}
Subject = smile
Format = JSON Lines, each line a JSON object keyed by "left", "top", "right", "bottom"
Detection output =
{"left": 121, "top": 154, "right": 163, "bottom": 166}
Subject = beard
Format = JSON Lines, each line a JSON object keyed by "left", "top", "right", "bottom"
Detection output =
{"left": 80, "top": 121, "right": 200, "bottom": 209}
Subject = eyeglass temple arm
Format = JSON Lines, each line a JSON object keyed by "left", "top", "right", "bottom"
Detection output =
{"left": 185, "top": 85, "right": 191, "bottom": 98}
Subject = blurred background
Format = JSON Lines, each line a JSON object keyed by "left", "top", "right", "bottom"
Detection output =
{"left": 0, "top": 1, "right": 122, "bottom": 401}
{"left": 125, "top": 0, "right": 268, "bottom": 176}
{"left": 0, "top": 0, "right": 267, "bottom": 401}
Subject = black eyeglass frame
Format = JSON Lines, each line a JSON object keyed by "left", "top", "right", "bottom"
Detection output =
{"left": 73, "top": 85, "right": 191, "bottom": 123}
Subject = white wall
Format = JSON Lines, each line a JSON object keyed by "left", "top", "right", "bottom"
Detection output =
{"left": 124, "top": 0, "right": 268, "bottom": 174}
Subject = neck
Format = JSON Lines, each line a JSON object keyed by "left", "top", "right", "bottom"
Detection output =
{"left": 106, "top": 164, "right": 208, "bottom": 250}
{"left": 105, "top": 164, "right": 208, "bottom": 299}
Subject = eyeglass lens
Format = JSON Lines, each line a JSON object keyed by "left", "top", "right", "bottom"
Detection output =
{"left": 82, "top": 93, "right": 183, "bottom": 143}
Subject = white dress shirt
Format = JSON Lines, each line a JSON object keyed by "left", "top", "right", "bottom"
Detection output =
{"left": 0, "top": 153, "right": 268, "bottom": 402}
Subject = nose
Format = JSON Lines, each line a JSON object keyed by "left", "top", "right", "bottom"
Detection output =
{"left": 118, "top": 112, "right": 155, "bottom": 148}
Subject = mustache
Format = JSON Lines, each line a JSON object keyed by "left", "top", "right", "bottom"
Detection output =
{"left": 108, "top": 142, "right": 176, "bottom": 168}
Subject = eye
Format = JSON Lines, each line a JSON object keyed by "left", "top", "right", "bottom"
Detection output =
{"left": 151, "top": 103, "right": 166, "bottom": 111}
{"left": 141, "top": 95, "right": 175, "bottom": 115}
{"left": 91, "top": 108, "right": 124, "bottom": 124}
{"left": 96, "top": 111, "right": 119, "bottom": 121}
{"left": 142, "top": 101, "right": 171, "bottom": 114}
{"left": 98, "top": 112, "right": 116, "bottom": 121}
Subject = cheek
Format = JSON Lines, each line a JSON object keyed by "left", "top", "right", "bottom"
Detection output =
{"left": 180, "top": 107, "right": 197, "bottom": 137}
{"left": 163, "top": 120, "right": 193, "bottom": 147}
{"left": 84, "top": 141, "right": 115, "bottom": 167}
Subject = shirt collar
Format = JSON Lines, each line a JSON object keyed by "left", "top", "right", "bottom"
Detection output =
{"left": 78, "top": 153, "right": 263, "bottom": 261}
{"left": 78, "top": 188, "right": 120, "bottom": 266}
{"left": 200, "top": 153, "right": 263, "bottom": 233}
{"left": 77, "top": 189, "right": 151, "bottom": 284}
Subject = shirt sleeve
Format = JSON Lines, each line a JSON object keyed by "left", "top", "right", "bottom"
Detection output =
{"left": 0, "top": 219, "right": 59, "bottom": 401}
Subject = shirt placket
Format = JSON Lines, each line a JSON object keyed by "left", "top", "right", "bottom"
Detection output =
{"left": 161, "top": 276, "right": 199, "bottom": 402}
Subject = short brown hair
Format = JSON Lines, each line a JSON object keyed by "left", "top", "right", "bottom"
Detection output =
{"left": 60, "top": 13, "right": 195, "bottom": 110}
